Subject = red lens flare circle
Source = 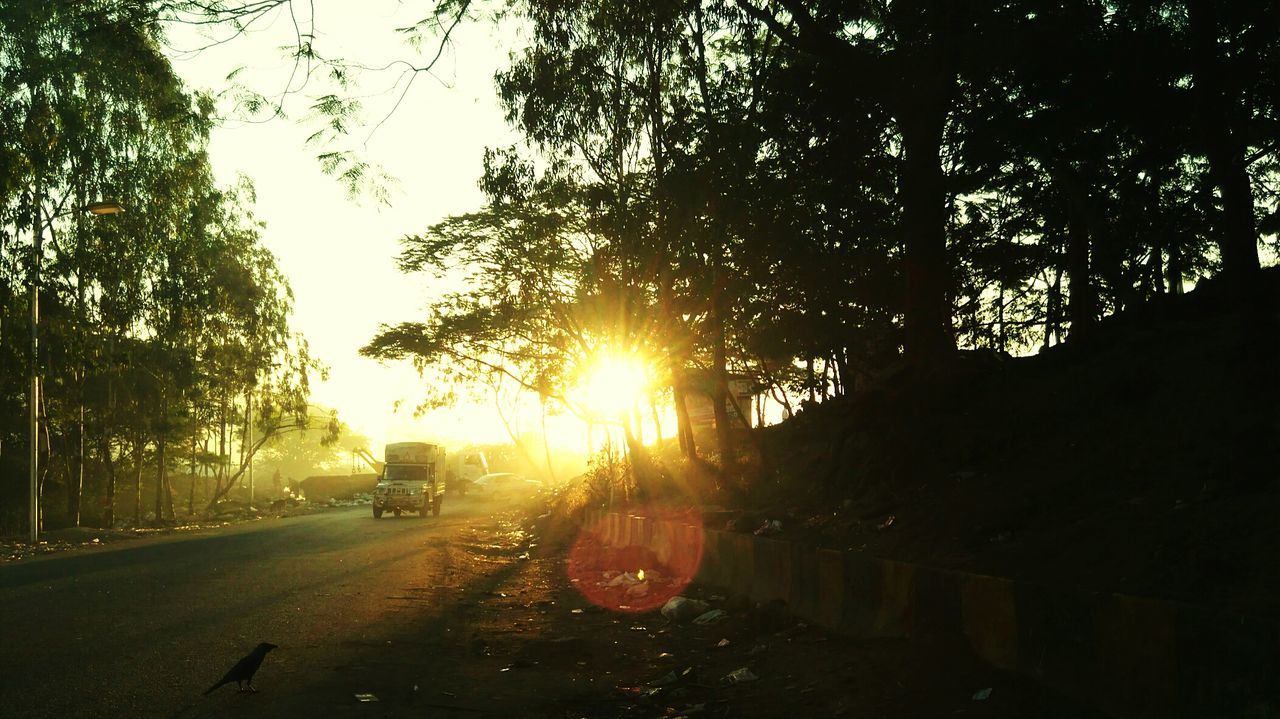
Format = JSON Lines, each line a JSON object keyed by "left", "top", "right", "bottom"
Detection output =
{"left": 566, "top": 509, "right": 704, "bottom": 613}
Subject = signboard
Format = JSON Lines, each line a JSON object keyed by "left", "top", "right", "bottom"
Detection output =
{"left": 685, "top": 378, "right": 754, "bottom": 429}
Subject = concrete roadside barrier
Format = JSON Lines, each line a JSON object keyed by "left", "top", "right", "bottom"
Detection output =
{"left": 578, "top": 510, "right": 1279, "bottom": 719}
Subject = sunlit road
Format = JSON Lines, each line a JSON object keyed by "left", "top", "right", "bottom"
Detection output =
{"left": 0, "top": 499, "right": 516, "bottom": 719}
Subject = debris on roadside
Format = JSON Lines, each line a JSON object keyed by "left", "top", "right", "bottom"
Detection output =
{"left": 606, "top": 571, "right": 641, "bottom": 587}
{"left": 692, "top": 609, "right": 728, "bottom": 625}
{"left": 661, "top": 596, "right": 710, "bottom": 623}
{"left": 649, "top": 666, "right": 694, "bottom": 688}
{"left": 722, "top": 667, "right": 759, "bottom": 686}
{"left": 754, "top": 519, "right": 783, "bottom": 536}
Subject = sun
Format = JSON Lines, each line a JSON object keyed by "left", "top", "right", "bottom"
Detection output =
{"left": 575, "top": 352, "right": 651, "bottom": 420}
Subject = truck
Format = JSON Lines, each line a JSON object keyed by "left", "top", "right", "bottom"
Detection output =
{"left": 446, "top": 448, "right": 489, "bottom": 496}
{"left": 372, "top": 442, "right": 446, "bottom": 519}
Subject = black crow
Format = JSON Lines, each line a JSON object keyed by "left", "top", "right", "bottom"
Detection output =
{"left": 203, "top": 642, "right": 278, "bottom": 694}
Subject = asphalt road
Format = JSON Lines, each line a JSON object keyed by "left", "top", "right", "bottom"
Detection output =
{"left": 0, "top": 498, "right": 513, "bottom": 719}
{"left": 1, "top": 498, "right": 1106, "bottom": 719}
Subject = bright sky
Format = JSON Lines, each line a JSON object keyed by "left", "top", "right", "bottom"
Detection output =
{"left": 165, "top": 4, "right": 524, "bottom": 453}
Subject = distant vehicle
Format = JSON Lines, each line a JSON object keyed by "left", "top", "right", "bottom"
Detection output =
{"left": 373, "top": 442, "right": 446, "bottom": 519}
{"left": 470, "top": 472, "right": 543, "bottom": 500}
{"left": 446, "top": 449, "right": 489, "bottom": 496}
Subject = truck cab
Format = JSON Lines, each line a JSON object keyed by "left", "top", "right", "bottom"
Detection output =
{"left": 373, "top": 442, "right": 446, "bottom": 518}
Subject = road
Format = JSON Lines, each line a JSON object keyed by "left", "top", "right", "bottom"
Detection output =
{"left": 0, "top": 498, "right": 1104, "bottom": 719}
{"left": 0, "top": 498, "right": 530, "bottom": 719}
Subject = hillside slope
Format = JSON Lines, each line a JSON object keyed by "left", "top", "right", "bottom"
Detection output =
{"left": 757, "top": 270, "right": 1280, "bottom": 617}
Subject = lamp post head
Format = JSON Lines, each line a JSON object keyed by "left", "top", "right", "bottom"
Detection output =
{"left": 82, "top": 200, "right": 124, "bottom": 216}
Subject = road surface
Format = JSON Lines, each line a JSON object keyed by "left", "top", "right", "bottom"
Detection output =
{"left": 0, "top": 499, "right": 528, "bottom": 718}
{"left": 0, "top": 499, "right": 1103, "bottom": 718}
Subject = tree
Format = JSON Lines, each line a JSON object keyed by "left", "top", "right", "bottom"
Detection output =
{"left": 0, "top": 1, "right": 320, "bottom": 529}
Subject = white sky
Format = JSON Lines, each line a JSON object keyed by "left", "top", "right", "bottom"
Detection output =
{"left": 165, "top": 4, "right": 524, "bottom": 453}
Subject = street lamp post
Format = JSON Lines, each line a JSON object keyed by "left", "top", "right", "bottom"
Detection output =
{"left": 247, "top": 388, "right": 254, "bottom": 510}
{"left": 29, "top": 197, "right": 123, "bottom": 543}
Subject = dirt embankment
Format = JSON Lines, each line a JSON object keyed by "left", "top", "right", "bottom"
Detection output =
{"left": 748, "top": 271, "right": 1280, "bottom": 616}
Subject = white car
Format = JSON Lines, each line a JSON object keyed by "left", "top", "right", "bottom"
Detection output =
{"left": 470, "top": 472, "right": 543, "bottom": 499}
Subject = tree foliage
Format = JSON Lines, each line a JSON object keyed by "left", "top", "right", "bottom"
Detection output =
{"left": 365, "top": 0, "right": 1278, "bottom": 481}
{"left": 0, "top": 0, "right": 323, "bottom": 531}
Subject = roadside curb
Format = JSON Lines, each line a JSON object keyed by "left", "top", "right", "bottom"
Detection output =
{"left": 582, "top": 509, "right": 1279, "bottom": 719}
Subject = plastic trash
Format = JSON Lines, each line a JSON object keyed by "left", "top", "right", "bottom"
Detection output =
{"left": 354, "top": 693, "right": 379, "bottom": 702}
{"left": 714, "top": 638, "right": 731, "bottom": 648}
{"left": 607, "top": 572, "right": 639, "bottom": 587}
{"left": 722, "top": 667, "right": 758, "bottom": 685}
{"left": 972, "top": 687, "right": 992, "bottom": 701}
{"left": 661, "top": 597, "right": 711, "bottom": 623}
{"left": 692, "top": 609, "right": 729, "bottom": 625}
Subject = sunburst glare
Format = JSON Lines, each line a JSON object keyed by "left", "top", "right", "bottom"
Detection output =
{"left": 574, "top": 351, "right": 652, "bottom": 420}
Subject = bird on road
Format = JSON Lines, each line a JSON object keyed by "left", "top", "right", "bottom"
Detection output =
{"left": 203, "top": 642, "right": 278, "bottom": 694}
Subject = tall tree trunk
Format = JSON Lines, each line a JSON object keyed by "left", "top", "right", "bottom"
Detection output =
{"left": 155, "top": 396, "right": 167, "bottom": 522}
{"left": 133, "top": 437, "right": 144, "bottom": 524}
{"left": 102, "top": 435, "right": 116, "bottom": 528}
{"left": 771, "top": 383, "right": 793, "bottom": 419}
{"left": 834, "top": 350, "right": 851, "bottom": 397}
{"left": 1167, "top": 238, "right": 1184, "bottom": 295}
{"left": 650, "top": 397, "right": 663, "bottom": 445}
{"left": 216, "top": 393, "right": 227, "bottom": 497}
{"left": 68, "top": 185, "right": 87, "bottom": 528}
{"left": 1044, "top": 268, "right": 1063, "bottom": 350}
{"left": 1057, "top": 165, "right": 1098, "bottom": 339}
{"left": 1065, "top": 209, "right": 1094, "bottom": 338}
{"left": 68, "top": 404, "right": 84, "bottom": 526}
{"left": 29, "top": 185, "right": 43, "bottom": 538}
{"left": 539, "top": 397, "right": 557, "bottom": 485}
{"left": 621, "top": 416, "right": 650, "bottom": 501}
{"left": 997, "top": 282, "right": 1007, "bottom": 352}
{"left": 187, "top": 433, "right": 197, "bottom": 516}
{"left": 710, "top": 272, "right": 734, "bottom": 473}
{"left": 1150, "top": 240, "right": 1165, "bottom": 297}
{"left": 896, "top": 88, "right": 955, "bottom": 361}
{"left": 201, "top": 437, "right": 212, "bottom": 509}
{"left": 805, "top": 357, "right": 816, "bottom": 404}
{"left": 759, "top": 359, "right": 793, "bottom": 418}
{"left": 671, "top": 375, "right": 697, "bottom": 460}
{"left": 1188, "top": 0, "right": 1261, "bottom": 278}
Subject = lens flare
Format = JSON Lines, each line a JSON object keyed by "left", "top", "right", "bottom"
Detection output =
{"left": 565, "top": 507, "right": 704, "bottom": 614}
